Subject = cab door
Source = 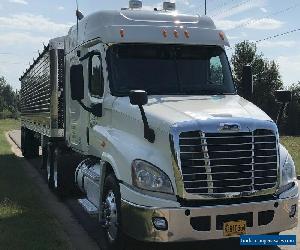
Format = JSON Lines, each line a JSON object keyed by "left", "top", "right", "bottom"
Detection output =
{"left": 66, "top": 50, "right": 85, "bottom": 152}
{"left": 81, "top": 44, "right": 105, "bottom": 153}
{"left": 67, "top": 42, "right": 108, "bottom": 154}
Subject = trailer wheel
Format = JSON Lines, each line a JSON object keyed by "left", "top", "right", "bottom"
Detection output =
{"left": 46, "top": 143, "right": 77, "bottom": 196}
{"left": 47, "top": 142, "right": 58, "bottom": 190}
{"left": 102, "top": 173, "right": 125, "bottom": 250}
{"left": 41, "top": 146, "right": 48, "bottom": 170}
{"left": 21, "top": 127, "right": 39, "bottom": 159}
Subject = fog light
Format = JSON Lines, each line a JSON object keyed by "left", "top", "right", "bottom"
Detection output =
{"left": 289, "top": 205, "right": 297, "bottom": 218}
{"left": 152, "top": 217, "right": 168, "bottom": 231}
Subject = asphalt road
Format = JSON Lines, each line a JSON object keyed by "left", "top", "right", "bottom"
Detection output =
{"left": 8, "top": 130, "right": 299, "bottom": 250}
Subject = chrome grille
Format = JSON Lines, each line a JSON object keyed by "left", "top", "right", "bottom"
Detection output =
{"left": 179, "top": 129, "right": 278, "bottom": 194}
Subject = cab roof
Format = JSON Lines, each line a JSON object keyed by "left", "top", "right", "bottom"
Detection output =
{"left": 65, "top": 9, "right": 229, "bottom": 53}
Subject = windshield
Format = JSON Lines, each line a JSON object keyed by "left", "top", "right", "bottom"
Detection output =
{"left": 107, "top": 44, "right": 236, "bottom": 96}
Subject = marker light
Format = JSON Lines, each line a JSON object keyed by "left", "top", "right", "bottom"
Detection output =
{"left": 120, "top": 29, "right": 125, "bottom": 38}
{"left": 219, "top": 31, "right": 225, "bottom": 41}
{"left": 174, "top": 30, "right": 179, "bottom": 38}
{"left": 162, "top": 30, "right": 168, "bottom": 38}
{"left": 184, "top": 30, "right": 190, "bottom": 38}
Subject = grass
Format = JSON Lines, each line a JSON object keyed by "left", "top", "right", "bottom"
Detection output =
{"left": 281, "top": 137, "right": 300, "bottom": 176}
{"left": 0, "top": 119, "right": 72, "bottom": 250}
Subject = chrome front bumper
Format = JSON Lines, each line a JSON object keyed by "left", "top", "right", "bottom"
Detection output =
{"left": 121, "top": 186, "right": 298, "bottom": 242}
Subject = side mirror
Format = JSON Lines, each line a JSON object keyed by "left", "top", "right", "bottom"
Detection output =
{"left": 242, "top": 65, "right": 253, "bottom": 101}
{"left": 70, "top": 64, "right": 84, "bottom": 101}
{"left": 275, "top": 90, "right": 292, "bottom": 103}
{"left": 129, "top": 90, "right": 148, "bottom": 106}
{"left": 129, "top": 90, "right": 155, "bottom": 143}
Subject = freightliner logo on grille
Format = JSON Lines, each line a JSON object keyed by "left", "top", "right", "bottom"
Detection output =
{"left": 219, "top": 123, "right": 241, "bottom": 132}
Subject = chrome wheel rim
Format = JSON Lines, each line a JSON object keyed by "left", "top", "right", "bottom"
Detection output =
{"left": 103, "top": 190, "right": 118, "bottom": 242}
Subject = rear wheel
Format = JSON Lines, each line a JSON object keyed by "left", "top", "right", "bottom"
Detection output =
{"left": 46, "top": 142, "right": 58, "bottom": 190}
{"left": 46, "top": 143, "right": 77, "bottom": 196}
{"left": 21, "top": 127, "right": 39, "bottom": 159}
{"left": 102, "top": 173, "right": 125, "bottom": 250}
{"left": 41, "top": 146, "right": 48, "bottom": 170}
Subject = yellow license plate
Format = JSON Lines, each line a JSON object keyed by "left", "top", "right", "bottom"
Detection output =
{"left": 223, "top": 220, "right": 246, "bottom": 237}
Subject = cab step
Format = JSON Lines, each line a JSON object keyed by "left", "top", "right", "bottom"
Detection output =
{"left": 78, "top": 198, "right": 98, "bottom": 216}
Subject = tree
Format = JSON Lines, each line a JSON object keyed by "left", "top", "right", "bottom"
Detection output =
{"left": 0, "top": 76, "right": 6, "bottom": 111}
{"left": 231, "top": 41, "right": 283, "bottom": 120}
{"left": 0, "top": 76, "right": 19, "bottom": 118}
{"left": 284, "top": 83, "right": 300, "bottom": 135}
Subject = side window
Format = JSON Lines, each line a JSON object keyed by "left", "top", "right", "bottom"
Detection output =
{"left": 89, "top": 54, "right": 104, "bottom": 97}
{"left": 209, "top": 56, "right": 224, "bottom": 85}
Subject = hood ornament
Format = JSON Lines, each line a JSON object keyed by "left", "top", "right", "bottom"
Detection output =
{"left": 219, "top": 123, "right": 241, "bottom": 132}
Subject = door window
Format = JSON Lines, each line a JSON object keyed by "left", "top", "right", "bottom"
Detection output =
{"left": 89, "top": 54, "right": 104, "bottom": 97}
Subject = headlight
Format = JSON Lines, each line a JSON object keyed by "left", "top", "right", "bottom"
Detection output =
{"left": 132, "top": 160, "right": 174, "bottom": 194}
{"left": 279, "top": 153, "right": 297, "bottom": 192}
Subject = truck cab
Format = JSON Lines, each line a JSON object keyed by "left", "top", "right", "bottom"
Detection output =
{"left": 20, "top": 1, "right": 298, "bottom": 249}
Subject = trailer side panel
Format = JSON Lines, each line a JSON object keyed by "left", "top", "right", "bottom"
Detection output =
{"left": 20, "top": 37, "right": 65, "bottom": 138}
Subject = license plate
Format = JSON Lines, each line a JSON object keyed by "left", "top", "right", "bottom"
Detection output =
{"left": 223, "top": 220, "right": 246, "bottom": 237}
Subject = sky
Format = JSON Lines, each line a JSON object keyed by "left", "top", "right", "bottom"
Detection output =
{"left": 0, "top": 0, "right": 299, "bottom": 90}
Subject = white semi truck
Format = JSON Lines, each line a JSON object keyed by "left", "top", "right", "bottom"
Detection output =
{"left": 20, "top": 1, "right": 298, "bottom": 249}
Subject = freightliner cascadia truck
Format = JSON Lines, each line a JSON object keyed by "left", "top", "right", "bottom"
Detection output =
{"left": 20, "top": 1, "right": 298, "bottom": 249}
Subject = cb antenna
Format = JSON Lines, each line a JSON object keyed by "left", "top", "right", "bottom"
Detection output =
{"left": 76, "top": 0, "right": 84, "bottom": 40}
{"left": 205, "top": 0, "right": 207, "bottom": 15}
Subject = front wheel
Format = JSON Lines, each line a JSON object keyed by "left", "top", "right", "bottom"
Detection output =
{"left": 102, "top": 174, "right": 125, "bottom": 250}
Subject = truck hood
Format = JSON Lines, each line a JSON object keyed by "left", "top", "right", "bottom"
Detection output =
{"left": 113, "top": 95, "right": 273, "bottom": 132}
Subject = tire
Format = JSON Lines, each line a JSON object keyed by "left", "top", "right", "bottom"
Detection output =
{"left": 46, "top": 142, "right": 58, "bottom": 191}
{"left": 46, "top": 143, "right": 79, "bottom": 196}
{"left": 41, "top": 146, "right": 48, "bottom": 170}
{"left": 102, "top": 173, "right": 125, "bottom": 250}
{"left": 21, "top": 127, "right": 39, "bottom": 159}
